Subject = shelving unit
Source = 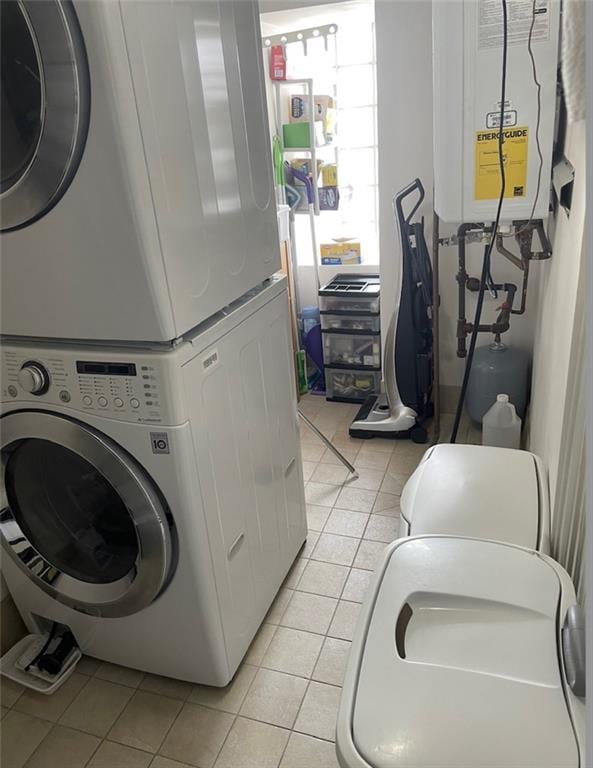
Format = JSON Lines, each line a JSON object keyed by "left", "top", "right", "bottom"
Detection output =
{"left": 271, "top": 77, "right": 339, "bottom": 217}
{"left": 263, "top": 13, "right": 380, "bottom": 271}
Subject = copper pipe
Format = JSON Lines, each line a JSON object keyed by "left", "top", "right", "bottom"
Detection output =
{"left": 512, "top": 259, "right": 530, "bottom": 315}
{"left": 464, "top": 282, "right": 517, "bottom": 334}
{"left": 495, "top": 234, "right": 530, "bottom": 315}
{"left": 456, "top": 223, "right": 484, "bottom": 358}
{"left": 495, "top": 234, "right": 524, "bottom": 270}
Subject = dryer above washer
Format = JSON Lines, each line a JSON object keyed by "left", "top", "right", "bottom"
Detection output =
{"left": 0, "top": 0, "right": 279, "bottom": 343}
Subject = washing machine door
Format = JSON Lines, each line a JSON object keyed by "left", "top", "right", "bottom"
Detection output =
{"left": 0, "top": 0, "right": 90, "bottom": 232}
{"left": 0, "top": 411, "right": 175, "bottom": 618}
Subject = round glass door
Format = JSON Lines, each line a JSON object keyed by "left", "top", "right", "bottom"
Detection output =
{"left": 0, "top": 1, "right": 43, "bottom": 194}
{"left": 0, "top": 412, "right": 174, "bottom": 618}
{"left": 5, "top": 440, "right": 139, "bottom": 584}
{"left": 0, "top": 0, "right": 90, "bottom": 232}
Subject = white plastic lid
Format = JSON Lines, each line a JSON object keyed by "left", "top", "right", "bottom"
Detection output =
{"left": 350, "top": 537, "right": 580, "bottom": 768}
{"left": 400, "top": 444, "right": 544, "bottom": 548}
{"left": 497, "top": 393, "right": 510, "bottom": 402}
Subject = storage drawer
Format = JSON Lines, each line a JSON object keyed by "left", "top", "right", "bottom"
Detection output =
{"left": 325, "top": 368, "right": 381, "bottom": 402}
{"left": 318, "top": 295, "right": 380, "bottom": 314}
{"left": 320, "top": 314, "right": 381, "bottom": 332}
{"left": 323, "top": 332, "right": 381, "bottom": 368}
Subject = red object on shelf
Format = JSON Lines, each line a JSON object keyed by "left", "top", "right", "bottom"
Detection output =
{"left": 269, "top": 45, "right": 286, "bottom": 80}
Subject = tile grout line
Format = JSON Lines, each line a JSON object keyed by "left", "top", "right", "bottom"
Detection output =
{"left": 9, "top": 665, "right": 259, "bottom": 766}
{"left": 274, "top": 599, "right": 344, "bottom": 766}
{"left": 284, "top": 418, "right": 373, "bottom": 754}
{"left": 7, "top": 526, "right": 378, "bottom": 734}
{"left": 105, "top": 684, "right": 184, "bottom": 759}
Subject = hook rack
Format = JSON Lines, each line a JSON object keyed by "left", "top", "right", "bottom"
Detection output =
{"left": 262, "top": 24, "right": 338, "bottom": 55}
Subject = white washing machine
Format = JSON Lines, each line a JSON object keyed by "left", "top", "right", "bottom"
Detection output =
{"left": 0, "top": 277, "right": 307, "bottom": 685}
{"left": 0, "top": 0, "right": 279, "bottom": 342}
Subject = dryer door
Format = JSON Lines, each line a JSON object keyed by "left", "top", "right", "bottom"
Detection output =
{"left": 0, "top": 412, "right": 175, "bottom": 618}
{"left": 0, "top": 0, "right": 90, "bottom": 232}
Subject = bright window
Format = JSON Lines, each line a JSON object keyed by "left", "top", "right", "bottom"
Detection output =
{"left": 262, "top": 1, "right": 378, "bottom": 266}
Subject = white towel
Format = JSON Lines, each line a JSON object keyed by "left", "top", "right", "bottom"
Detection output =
{"left": 561, "top": 0, "right": 586, "bottom": 123}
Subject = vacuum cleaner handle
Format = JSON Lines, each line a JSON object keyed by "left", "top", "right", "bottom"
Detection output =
{"left": 393, "top": 177, "right": 425, "bottom": 227}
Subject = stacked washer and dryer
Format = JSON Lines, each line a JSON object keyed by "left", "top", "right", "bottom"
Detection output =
{"left": 0, "top": 0, "right": 306, "bottom": 685}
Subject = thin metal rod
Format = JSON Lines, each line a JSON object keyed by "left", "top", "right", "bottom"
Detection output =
{"left": 431, "top": 208, "right": 441, "bottom": 445}
{"left": 298, "top": 410, "right": 358, "bottom": 478}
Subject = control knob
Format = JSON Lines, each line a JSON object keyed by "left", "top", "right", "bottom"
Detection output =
{"left": 18, "top": 362, "right": 50, "bottom": 395}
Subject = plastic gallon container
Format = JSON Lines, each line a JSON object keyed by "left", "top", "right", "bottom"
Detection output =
{"left": 465, "top": 341, "right": 530, "bottom": 425}
{"left": 482, "top": 394, "right": 522, "bottom": 449}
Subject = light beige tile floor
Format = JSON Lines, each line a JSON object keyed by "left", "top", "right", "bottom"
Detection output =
{"left": 0, "top": 398, "right": 478, "bottom": 768}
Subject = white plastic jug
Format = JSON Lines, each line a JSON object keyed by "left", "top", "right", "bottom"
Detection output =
{"left": 482, "top": 394, "right": 522, "bottom": 449}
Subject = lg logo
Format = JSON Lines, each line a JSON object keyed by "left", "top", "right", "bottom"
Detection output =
{"left": 150, "top": 432, "right": 170, "bottom": 454}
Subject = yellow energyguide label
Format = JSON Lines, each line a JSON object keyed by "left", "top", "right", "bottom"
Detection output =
{"left": 474, "top": 125, "right": 528, "bottom": 200}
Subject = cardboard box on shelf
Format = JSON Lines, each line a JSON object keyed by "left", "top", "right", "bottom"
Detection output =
{"left": 269, "top": 45, "right": 286, "bottom": 80}
{"left": 289, "top": 94, "right": 337, "bottom": 140}
{"left": 320, "top": 239, "right": 362, "bottom": 265}
{"left": 314, "top": 96, "right": 337, "bottom": 139}
{"left": 319, "top": 187, "right": 340, "bottom": 211}
{"left": 289, "top": 94, "right": 313, "bottom": 122}
{"left": 321, "top": 163, "right": 338, "bottom": 186}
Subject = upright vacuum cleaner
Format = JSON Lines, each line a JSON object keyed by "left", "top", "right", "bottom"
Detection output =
{"left": 349, "top": 178, "right": 433, "bottom": 443}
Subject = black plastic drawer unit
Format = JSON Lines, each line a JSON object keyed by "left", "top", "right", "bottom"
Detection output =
{"left": 319, "top": 274, "right": 381, "bottom": 403}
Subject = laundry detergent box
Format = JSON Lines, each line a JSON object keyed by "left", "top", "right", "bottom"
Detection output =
{"left": 289, "top": 94, "right": 313, "bottom": 122}
{"left": 321, "top": 163, "right": 338, "bottom": 186}
{"left": 289, "top": 94, "right": 337, "bottom": 141}
{"left": 320, "top": 239, "right": 362, "bottom": 265}
{"left": 319, "top": 186, "right": 340, "bottom": 211}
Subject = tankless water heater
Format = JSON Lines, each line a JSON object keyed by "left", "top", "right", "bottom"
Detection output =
{"left": 433, "top": 0, "right": 560, "bottom": 224}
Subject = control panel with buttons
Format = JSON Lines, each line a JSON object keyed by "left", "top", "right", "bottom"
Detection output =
{"left": 1, "top": 343, "right": 183, "bottom": 425}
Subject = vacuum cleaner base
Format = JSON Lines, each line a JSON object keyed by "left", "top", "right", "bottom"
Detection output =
{"left": 349, "top": 394, "right": 429, "bottom": 443}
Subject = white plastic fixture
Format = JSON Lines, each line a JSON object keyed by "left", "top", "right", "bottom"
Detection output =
{"left": 399, "top": 443, "right": 550, "bottom": 551}
{"left": 336, "top": 536, "right": 586, "bottom": 768}
{"left": 433, "top": 0, "right": 561, "bottom": 223}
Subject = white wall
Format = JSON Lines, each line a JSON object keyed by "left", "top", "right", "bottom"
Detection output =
{"left": 375, "top": 0, "right": 434, "bottom": 348}
{"left": 528, "top": 119, "right": 586, "bottom": 502}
